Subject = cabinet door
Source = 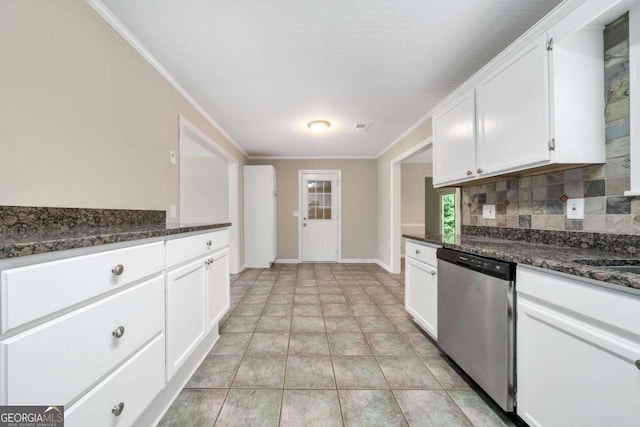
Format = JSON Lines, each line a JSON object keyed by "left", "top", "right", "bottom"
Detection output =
{"left": 433, "top": 90, "right": 477, "bottom": 187}
{"left": 404, "top": 258, "right": 437, "bottom": 340}
{"left": 477, "top": 35, "right": 550, "bottom": 176}
{"left": 517, "top": 296, "right": 640, "bottom": 427}
{"left": 206, "top": 249, "right": 230, "bottom": 331}
{"left": 166, "top": 258, "right": 207, "bottom": 379}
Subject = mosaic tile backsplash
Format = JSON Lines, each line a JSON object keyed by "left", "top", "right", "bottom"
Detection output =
{"left": 462, "top": 14, "right": 638, "bottom": 235}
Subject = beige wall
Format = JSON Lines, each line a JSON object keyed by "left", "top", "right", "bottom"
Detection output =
{"left": 400, "top": 163, "right": 431, "bottom": 255}
{"left": 0, "top": 1, "right": 245, "bottom": 217}
{"left": 401, "top": 163, "right": 432, "bottom": 224}
{"left": 377, "top": 119, "right": 433, "bottom": 269}
{"left": 180, "top": 157, "right": 229, "bottom": 224}
{"left": 248, "top": 159, "right": 377, "bottom": 260}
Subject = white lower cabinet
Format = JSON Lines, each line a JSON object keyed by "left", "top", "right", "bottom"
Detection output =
{"left": 404, "top": 241, "right": 439, "bottom": 340}
{"left": 165, "top": 234, "right": 231, "bottom": 380}
{"left": 0, "top": 227, "right": 232, "bottom": 426}
{"left": 516, "top": 266, "right": 640, "bottom": 427}
{"left": 65, "top": 334, "right": 165, "bottom": 427}
{"left": 206, "top": 248, "right": 230, "bottom": 331}
{"left": 0, "top": 275, "right": 164, "bottom": 406}
{"left": 166, "top": 258, "right": 208, "bottom": 380}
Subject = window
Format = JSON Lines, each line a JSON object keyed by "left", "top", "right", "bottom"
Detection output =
{"left": 307, "top": 180, "right": 332, "bottom": 220}
{"left": 438, "top": 188, "right": 460, "bottom": 236}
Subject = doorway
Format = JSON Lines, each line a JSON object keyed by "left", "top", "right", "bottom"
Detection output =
{"left": 179, "top": 116, "right": 241, "bottom": 274}
{"left": 298, "top": 170, "right": 341, "bottom": 262}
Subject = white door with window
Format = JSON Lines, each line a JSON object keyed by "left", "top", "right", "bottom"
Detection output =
{"left": 300, "top": 172, "right": 340, "bottom": 262}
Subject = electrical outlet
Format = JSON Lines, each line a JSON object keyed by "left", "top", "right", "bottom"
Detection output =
{"left": 483, "top": 204, "right": 496, "bottom": 219}
{"left": 169, "top": 204, "right": 177, "bottom": 218}
{"left": 566, "top": 198, "right": 585, "bottom": 219}
{"left": 169, "top": 151, "right": 177, "bottom": 165}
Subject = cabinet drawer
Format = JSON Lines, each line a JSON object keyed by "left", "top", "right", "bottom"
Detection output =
{"left": 166, "top": 229, "right": 229, "bottom": 268}
{"left": 65, "top": 334, "right": 165, "bottom": 427}
{"left": 0, "top": 276, "right": 164, "bottom": 406}
{"left": 405, "top": 241, "right": 438, "bottom": 266}
{"left": 1, "top": 242, "right": 164, "bottom": 333}
{"left": 517, "top": 266, "right": 640, "bottom": 337}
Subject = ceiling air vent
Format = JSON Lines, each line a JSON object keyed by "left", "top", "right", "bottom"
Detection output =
{"left": 352, "top": 123, "right": 370, "bottom": 132}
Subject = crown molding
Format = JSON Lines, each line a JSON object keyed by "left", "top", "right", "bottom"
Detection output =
{"left": 86, "top": 0, "right": 248, "bottom": 159}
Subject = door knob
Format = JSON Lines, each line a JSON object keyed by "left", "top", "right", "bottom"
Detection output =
{"left": 466, "top": 170, "right": 472, "bottom": 176}
{"left": 430, "top": 271, "right": 437, "bottom": 276}
{"left": 477, "top": 168, "right": 483, "bottom": 174}
{"left": 635, "top": 360, "right": 640, "bottom": 370}
{"left": 303, "top": 223, "right": 307, "bottom": 227}
{"left": 415, "top": 249, "right": 420, "bottom": 254}
{"left": 111, "top": 264, "right": 124, "bottom": 276}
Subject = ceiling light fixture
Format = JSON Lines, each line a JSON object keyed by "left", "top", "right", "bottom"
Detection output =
{"left": 307, "top": 120, "right": 331, "bottom": 135}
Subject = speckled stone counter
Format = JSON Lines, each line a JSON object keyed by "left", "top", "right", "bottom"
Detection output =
{"left": 0, "top": 206, "right": 231, "bottom": 259}
{"left": 404, "top": 232, "right": 640, "bottom": 290}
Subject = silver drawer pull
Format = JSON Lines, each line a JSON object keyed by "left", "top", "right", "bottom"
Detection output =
{"left": 112, "top": 326, "right": 125, "bottom": 339}
{"left": 477, "top": 168, "right": 483, "bottom": 174}
{"left": 415, "top": 249, "right": 420, "bottom": 255}
{"left": 430, "top": 271, "right": 437, "bottom": 276}
{"left": 206, "top": 240, "right": 212, "bottom": 247}
{"left": 112, "top": 402, "right": 125, "bottom": 416}
{"left": 636, "top": 360, "right": 640, "bottom": 370}
{"left": 466, "top": 170, "right": 472, "bottom": 176}
{"left": 111, "top": 264, "right": 124, "bottom": 276}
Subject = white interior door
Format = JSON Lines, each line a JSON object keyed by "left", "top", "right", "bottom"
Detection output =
{"left": 301, "top": 173, "right": 339, "bottom": 262}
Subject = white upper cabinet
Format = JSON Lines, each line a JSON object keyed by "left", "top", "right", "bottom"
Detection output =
{"left": 477, "top": 35, "right": 551, "bottom": 176}
{"left": 432, "top": 90, "right": 477, "bottom": 187}
{"left": 432, "top": 0, "right": 612, "bottom": 187}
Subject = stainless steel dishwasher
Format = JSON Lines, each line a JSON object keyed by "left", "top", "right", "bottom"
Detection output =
{"left": 436, "top": 248, "right": 516, "bottom": 412}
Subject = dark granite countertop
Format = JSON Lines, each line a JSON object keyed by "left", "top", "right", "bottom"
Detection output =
{"left": 0, "top": 223, "right": 231, "bottom": 259}
{"left": 0, "top": 205, "right": 231, "bottom": 259}
{"left": 404, "top": 233, "right": 640, "bottom": 290}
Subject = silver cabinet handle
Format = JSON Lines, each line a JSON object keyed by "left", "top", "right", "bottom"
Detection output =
{"left": 466, "top": 170, "right": 472, "bottom": 176}
{"left": 112, "top": 402, "right": 125, "bottom": 416}
{"left": 112, "top": 326, "right": 125, "bottom": 338}
{"left": 303, "top": 223, "right": 307, "bottom": 227}
{"left": 111, "top": 264, "right": 124, "bottom": 276}
{"left": 415, "top": 249, "right": 420, "bottom": 254}
{"left": 205, "top": 258, "right": 213, "bottom": 266}
{"left": 430, "top": 271, "right": 437, "bottom": 276}
{"left": 477, "top": 168, "right": 483, "bottom": 174}
{"left": 206, "top": 240, "right": 212, "bottom": 247}
{"left": 636, "top": 360, "right": 640, "bottom": 370}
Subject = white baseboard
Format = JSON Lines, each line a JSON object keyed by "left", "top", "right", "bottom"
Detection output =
{"left": 275, "top": 259, "right": 299, "bottom": 264}
{"left": 376, "top": 259, "right": 392, "bottom": 272}
{"left": 340, "top": 259, "right": 378, "bottom": 264}
{"left": 237, "top": 264, "right": 246, "bottom": 273}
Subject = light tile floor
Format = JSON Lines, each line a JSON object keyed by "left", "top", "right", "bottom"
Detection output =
{"left": 159, "top": 263, "right": 515, "bottom": 426}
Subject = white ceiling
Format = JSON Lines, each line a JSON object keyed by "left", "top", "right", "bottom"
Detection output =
{"left": 99, "top": 0, "right": 562, "bottom": 158}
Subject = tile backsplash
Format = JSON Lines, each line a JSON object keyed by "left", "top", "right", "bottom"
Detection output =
{"left": 462, "top": 13, "right": 638, "bottom": 235}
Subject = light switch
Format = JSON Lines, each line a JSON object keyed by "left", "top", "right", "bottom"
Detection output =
{"left": 169, "top": 151, "right": 177, "bottom": 165}
{"left": 169, "top": 204, "right": 177, "bottom": 218}
{"left": 483, "top": 204, "right": 496, "bottom": 219}
{"left": 566, "top": 198, "right": 585, "bottom": 219}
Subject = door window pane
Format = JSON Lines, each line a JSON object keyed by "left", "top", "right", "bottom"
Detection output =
{"left": 307, "top": 179, "right": 333, "bottom": 220}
